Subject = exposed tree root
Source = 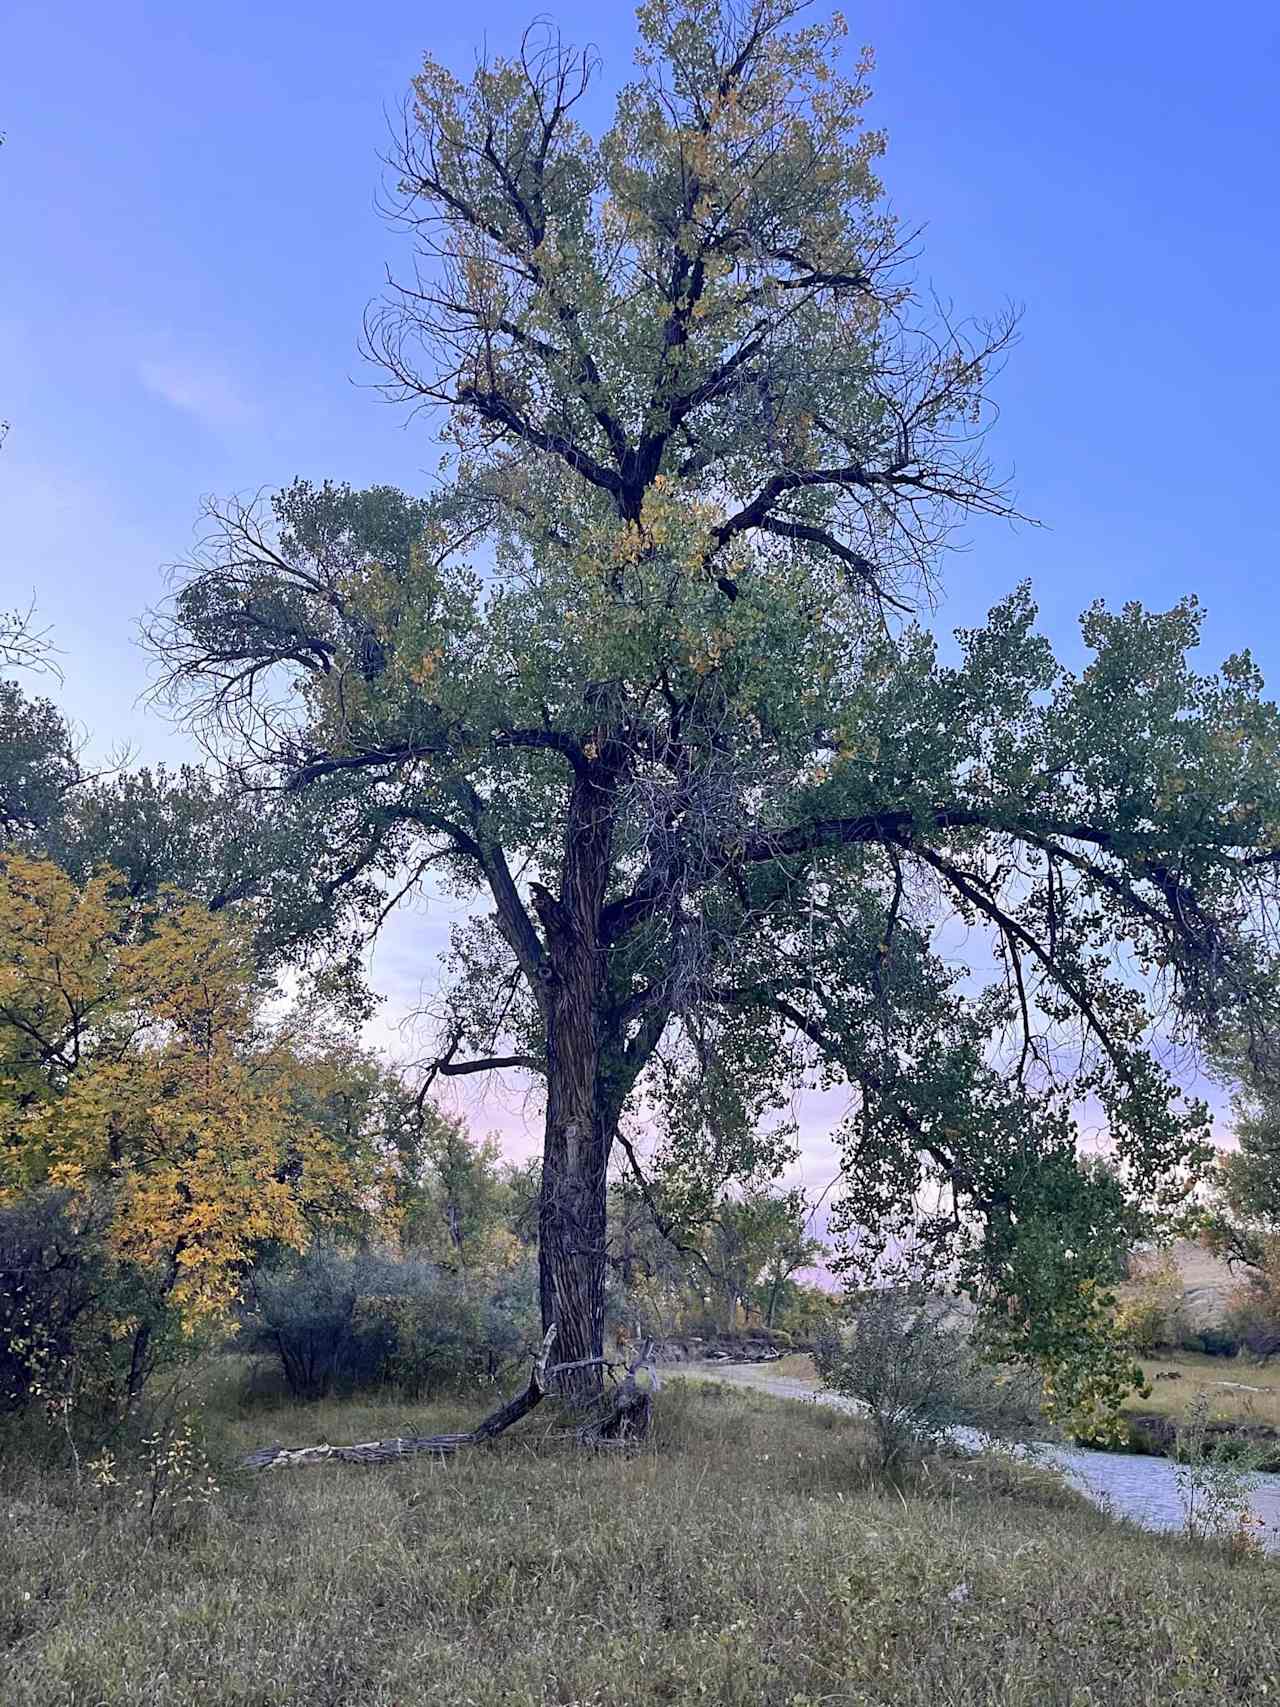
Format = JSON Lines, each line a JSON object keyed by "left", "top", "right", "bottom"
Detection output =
{"left": 243, "top": 1332, "right": 660, "bottom": 1469}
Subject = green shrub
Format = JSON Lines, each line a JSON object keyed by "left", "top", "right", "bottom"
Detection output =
{"left": 0, "top": 1192, "right": 104, "bottom": 1416}
{"left": 356, "top": 1292, "right": 486, "bottom": 1393}
{"left": 1224, "top": 1252, "right": 1280, "bottom": 1360}
{"left": 814, "top": 1289, "right": 1043, "bottom": 1474}
{"left": 0, "top": 1190, "right": 184, "bottom": 1428}
{"left": 1194, "top": 1327, "right": 1241, "bottom": 1358}
{"left": 245, "top": 1243, "right": 539, "bottom": 1400}
{"left": 1174, "top": 1394, "right": 1269, "bottom": 1553}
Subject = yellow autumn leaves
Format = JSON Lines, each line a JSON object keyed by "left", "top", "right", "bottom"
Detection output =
{"left": 570, "top": 476, "right": 724, "bottom": 584}
{"left": 0, "top": 856, "right": 365, "bottom": 1331}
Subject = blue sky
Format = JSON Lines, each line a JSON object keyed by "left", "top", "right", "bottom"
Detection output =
{"left": 3, "top": 0, "right": 1278, "bottom": 1163}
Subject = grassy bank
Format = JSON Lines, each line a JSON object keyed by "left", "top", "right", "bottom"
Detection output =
{"left": 701, "top": 1348, "right": 1280, "bottom": 1421}
{"left": 1127, "top": 1351, "right": 1280, "bottom": 1430}
{"left": 706, "top": 1350, "right": 820, "bottom": 1386}
{"left": 3, "top": 1367, "right": 1280, "bottom": 1705}
{"left": 1106, "top": 1352, "right": 1280, "bottom": 1468}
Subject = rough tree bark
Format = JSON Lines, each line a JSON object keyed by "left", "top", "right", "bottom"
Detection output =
{"left": 531, "top": 757, "right": 621, "bottom": 1403}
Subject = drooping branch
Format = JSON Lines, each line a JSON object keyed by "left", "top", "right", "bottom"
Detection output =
{"left": 903, "top": 839, "right": 1128, "bottom": 1079}
{"left": 448, "top": 1046, "right": 538, "bottom": 1074}
{"left": 420, "top": 1030, "right": 542, "bottom": 1091}
{"left": 612, "top": 1125, "right": 718, "bottom": 1283}
{"left": 752, "top": 516, "right": 910, "bottom": 609}
{"left": 707, "top": 981, "right": 1005, "bottom": 1217}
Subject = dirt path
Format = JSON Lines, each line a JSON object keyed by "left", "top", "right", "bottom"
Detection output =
{"left": 675, "top": 1361, "right": 849, "bottom": 1409}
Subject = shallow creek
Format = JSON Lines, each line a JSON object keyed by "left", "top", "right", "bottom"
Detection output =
{"left": 682, "top": 1364, "right": 1280, "bottom": 1551}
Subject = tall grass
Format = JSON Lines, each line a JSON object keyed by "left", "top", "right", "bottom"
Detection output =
{"left": 2, "top": 1365, "right": 1277, "bottom": 1705}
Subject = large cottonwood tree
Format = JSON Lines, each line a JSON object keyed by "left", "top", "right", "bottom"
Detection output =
{"left": 150, "top": 1, "right": 1280, "bottom": 1409}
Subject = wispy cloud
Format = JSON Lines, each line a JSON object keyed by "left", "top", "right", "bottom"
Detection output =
{"left": 137, "top": 354, "right": 256, "bottom": 432}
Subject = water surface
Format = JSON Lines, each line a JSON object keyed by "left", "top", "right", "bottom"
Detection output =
{"left": 682, "top": 1363, "right": 1280, "bottom": 1550}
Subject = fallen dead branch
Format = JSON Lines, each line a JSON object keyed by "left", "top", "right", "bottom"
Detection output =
{"left": 243, "top": 1330, "right": 660, "bottom": 1469}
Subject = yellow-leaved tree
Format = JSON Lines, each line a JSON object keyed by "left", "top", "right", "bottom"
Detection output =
{"left": 0, "top": 853, "right": 367, "bottom": 1397}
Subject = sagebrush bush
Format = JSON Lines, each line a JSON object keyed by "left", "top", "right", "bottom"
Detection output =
{"left": 245, "top": 1241, "right": 380, "bottom": 1397}
{"left": 1174, "top": 1393, "right": 1270, "bottom": 1553}
{"left": 814, "top": 1289, "right": 1043, "bottom": 1473}
{"left": 244, "top": 1242, "right": 539, "bottom": 1400}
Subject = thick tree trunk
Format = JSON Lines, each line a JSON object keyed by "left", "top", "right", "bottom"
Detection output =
{"left": 531, "top": 760, "right": 621, "bottom": 1405}
{"left": 538, "top": 997, "right": 612, "bottom": 1403}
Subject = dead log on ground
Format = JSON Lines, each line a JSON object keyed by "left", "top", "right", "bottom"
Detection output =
{"left": 243, "top": 1332, "right": 663, "bottom": 1469}
{"left": 244, "top": 1326, "right": 559, "bottom": 1469}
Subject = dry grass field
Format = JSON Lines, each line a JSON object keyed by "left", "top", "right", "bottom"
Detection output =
{"left": 4, "top": 1366, "right": 1280, "bottom": 1706}
{"left": 1128, "top": 1352, "right": 1280, "bottom": 1429}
